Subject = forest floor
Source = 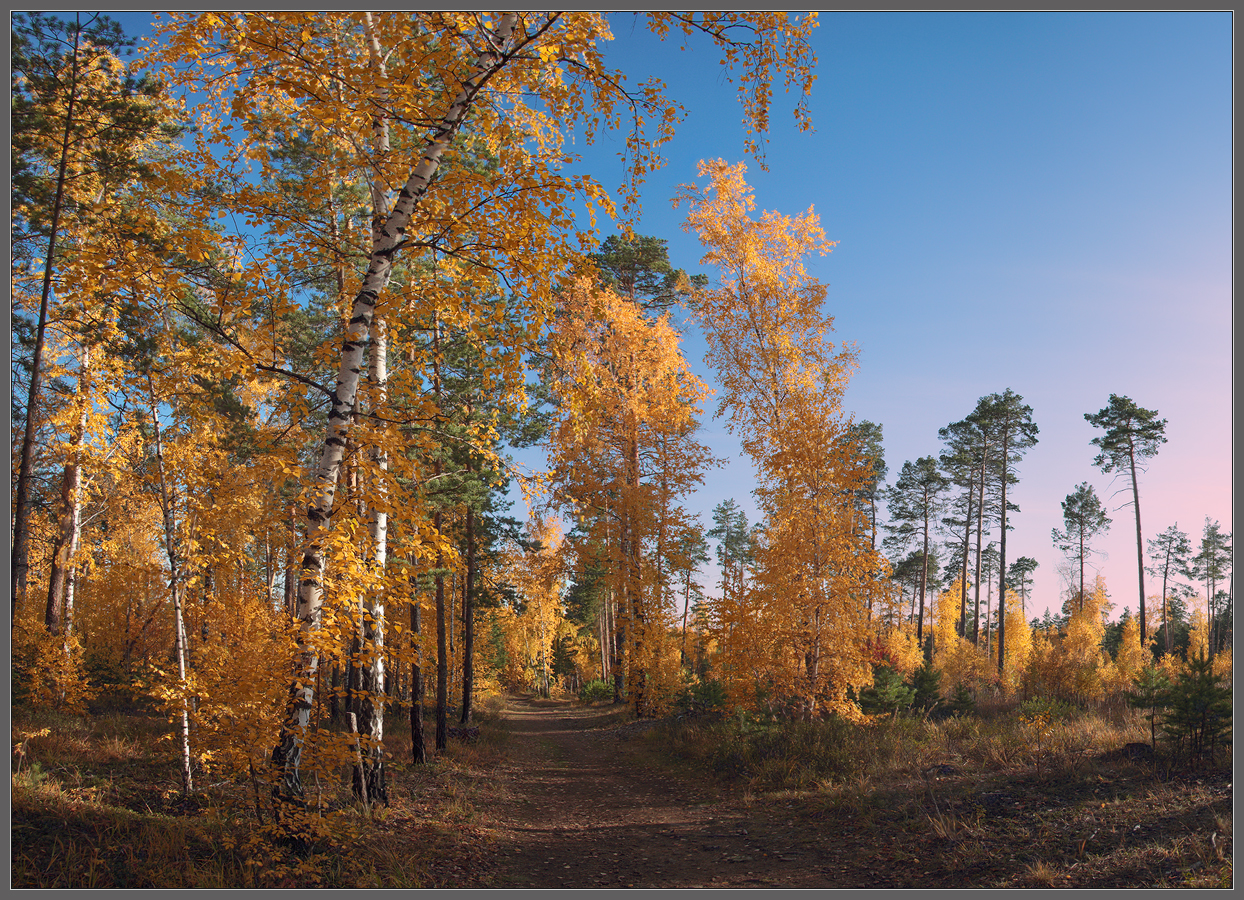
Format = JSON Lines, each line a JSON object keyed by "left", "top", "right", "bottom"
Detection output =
{"left": 10, "top": 695, "right": 1232, "bottom": 888}
{"left": 446, "top": 695, "right": 1232, "bottom": 889}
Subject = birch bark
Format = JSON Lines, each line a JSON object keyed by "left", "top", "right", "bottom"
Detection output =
{"left": 146, "top": 377, "right": 194, "bottom": 797}
{"left": 272, "top": 13, "right": 519, "bottom": 801}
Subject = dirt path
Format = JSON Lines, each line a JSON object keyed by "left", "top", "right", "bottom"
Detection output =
{"left": 450, "top": 695, "right": 1231, "bottom": 889}
{"left": 470, "top": 696, "right": 848, "bottom": 889}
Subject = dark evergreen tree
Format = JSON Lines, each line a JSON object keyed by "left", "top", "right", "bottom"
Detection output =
{"left": 1146, "top": 523, "right": 1193, "bottom": 655}
{"left": 589, "top": 233, "right": 702, "bottom": 313}
{"left": 885, "top": 456, "right": 948, "bottom": 646}
{"left": 1050, "top": 482, "right": 1111, "bottom": 612}
{"left": 859, "top": 665, "right": 914, "bottom": 716}
{"left": 1085, "top": 394, "right": 1167, "bottom": 649}
{"left": 1006, "top": 556, "right": 1039, "bottom": 619}
{"left": 1190, "top": 519, "right": 1231, "bottom": 662}
{"left": 1161, "top": 652, "right": 1231, "bottom": 766}
{"left": 1126, "top": 665, "right": 1172, "bottom": 754}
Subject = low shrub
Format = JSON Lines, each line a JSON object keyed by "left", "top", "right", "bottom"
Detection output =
{"left": 657, "top": 714, "right": 867, "bottom": 790}
{"left": 673, "top": 678, "right": 727, "bottom": 717}
{"left": 578, "top": 679, "right": 613, "bottom": 704}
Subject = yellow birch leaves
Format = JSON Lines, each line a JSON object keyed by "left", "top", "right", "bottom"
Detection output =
{"left": 682, "top": 160, "right": 883, "bottom": 717}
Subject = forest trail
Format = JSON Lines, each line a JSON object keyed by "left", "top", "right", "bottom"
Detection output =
{"left": 468, "top": 696, "right": 850, "bottom": 889}
{"left": 457, "top": 697, "right": 1234, "bottom": 890}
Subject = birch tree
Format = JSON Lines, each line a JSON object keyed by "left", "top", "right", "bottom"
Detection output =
{"left": 151, "top": 10, "right": 820, "bottom": 805}
{"left": 682, "top": 160, "right": 884, "bottom": 718}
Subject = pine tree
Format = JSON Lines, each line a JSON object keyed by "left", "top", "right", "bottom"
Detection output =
{"left": 1162, "top": 651, "right": 1231, "bottom": 766}
{"left": 885, "top": 457, "right": 948, "bottom": 647}
{"left": 1006, "top": 556, "right": 1038, "bottom": 619}
{"left": 979, "top": 389, "right": 1038, "bottom": 676}
{"left": 939, "top": 410, "right": 1002, "bottom": 646}
{"left": 1050, "top": 482, "right": 1111, "bottom": 612}
{"left": 1085, "top": 394, "right": 1167, "bottom": 649}
{"left": 1190, "top": 519, "right": 1231, "bottom": 662}
{"left": 1146, "top": 524, "right": 1193, "bottom": 655}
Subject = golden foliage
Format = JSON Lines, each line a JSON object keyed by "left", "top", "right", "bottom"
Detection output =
{"left": 682, "top": 161, "right": 883, "bottom": 719}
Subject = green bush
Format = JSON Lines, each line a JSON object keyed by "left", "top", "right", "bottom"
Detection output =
{"left": 948, "top": 683, "right": 976, "bottom": 717}
{"left": 908, "top": 660, "right": 943, "bottom": 714}
{"left": 1018, "top": 696, "right": 1076, "bottom": 722}
{"left": 657, "top": 714, "right": 867, "bottom": 790}
{"left": 1126, "top": 665, "right": 1172, "bottom": 752}
{"left": 578, "top": 679, "right": 614, "bottom": 704}
{"left": 674, "top": 678, "right": 727, "bottom": 717}
{"left": 859, "top": 666, "right": 914, "bottom": 716}
{"left": 1161, "top": 652, "right": 1231, "bottom": 765}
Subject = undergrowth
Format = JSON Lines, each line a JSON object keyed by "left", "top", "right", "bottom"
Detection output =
{"left": 650, "top": 701, "right": 1170, "bottom": 793}
{"left": 11, "top": 695, "right": 513, "bottom": 888}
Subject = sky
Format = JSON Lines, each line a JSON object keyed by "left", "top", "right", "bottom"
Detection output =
{"left": 102, "top": 12, "right": 1232, "bottom": 623}
{"left": 571, "top": 12, "right": 1232, "bottom": 622}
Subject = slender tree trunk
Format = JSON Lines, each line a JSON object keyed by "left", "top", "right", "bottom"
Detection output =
{"left": 1160, "top": 554, "right": 1171, "bottom": 654}
{"left": 284, "top": 504, "right": 298, "bottom": 618}
{"left": 1078, "top": 523, "right": 1086, "bottom": 611}
{"left": 410, "top": 595, "right": 426, "bottom": 763}
{"left": 997, "top": 431, "right": 1010, "bottom": 676}
{"left": 625, "top": 425, "right": 645, "bottom": 717}
{"left": 680, "top": 569, "right": 692, "bottom": 667}
{"left": 959, "top": 483, "right": 975, "bottom": 638}
{"left": 358, "top": 312, "right": 388, "bottom": 805}
{"left": 434, "top": 520, "right": 448, "bottom": 751}
{"left": 972, "top": 452, "right": 988, "bottom": 645}
{"left": 598, "top": 598, "right": 607, "bottom": 681}
{"left": 44, "top": 381, "right": 86, "bottom": 636}
{"left": 272, "top": 13, "right": 520, "bottom": 802}
{"left": 13, "top": 17, "right": 84, "bottom": 624}
{"left": 146, "top": 379, "right": 193, "bottom": 797}
{"left": 917, "top": 499, "right": 930, "bottom": 645}
{"left": 538, "top": 603, "right": 549, "bottom": 698}
{"left": 1128, "top": 442, "right": 1146, "bottom": 649}
{"left": 460, "top": 502, "right": 476, "bottom": 724}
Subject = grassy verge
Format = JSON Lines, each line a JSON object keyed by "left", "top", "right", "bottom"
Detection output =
{"left": 642, "top": 703, "right": 1232, "bottom": 888}
{"left": 11, "top": 696, "right": 513, "bottom": 888}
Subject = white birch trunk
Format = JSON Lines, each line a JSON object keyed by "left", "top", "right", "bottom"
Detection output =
{"left": 273, "top": 13, "right": 520, "bottom": 802}
{"left": 355, "top": 11, "right": 391, "bottom": 807}
{"left": 146, "top": 378, "right": 194, "bottom": 797}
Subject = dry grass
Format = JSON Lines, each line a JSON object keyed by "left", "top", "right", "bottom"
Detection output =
{"left": 10, "top": 697, "right": 517, "bottom": 889}
{"left": 11, "top": 695, "right": 1231, "bottom": 889}
{"left": 645, "top": 701, "right": 1232, "bottom": 888}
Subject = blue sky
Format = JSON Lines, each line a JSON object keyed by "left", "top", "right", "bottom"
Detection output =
{"left": 580, "top": 12, "right": 1231, "bottom": 621}
{"left": 105, "top": 11, "right": 1231, "bottom": 622}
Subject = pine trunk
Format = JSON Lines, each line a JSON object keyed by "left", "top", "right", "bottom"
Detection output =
{"left": 410, "top": 597, "right": 427, "bottom": 764}
{"left": 460, "top": 503, "right": 476, "bottom": 724}
{"left": 1128, "top": 442, "right": 1146, "bottom": 649}
{"left": 997, "top": 432, "right": 1009, "bottom": 675}
{"left": 972, "top": 446, "right": 988, "bottom": 645}
{"left": 435, "top": 510, "right": 448, "bottom": 752}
